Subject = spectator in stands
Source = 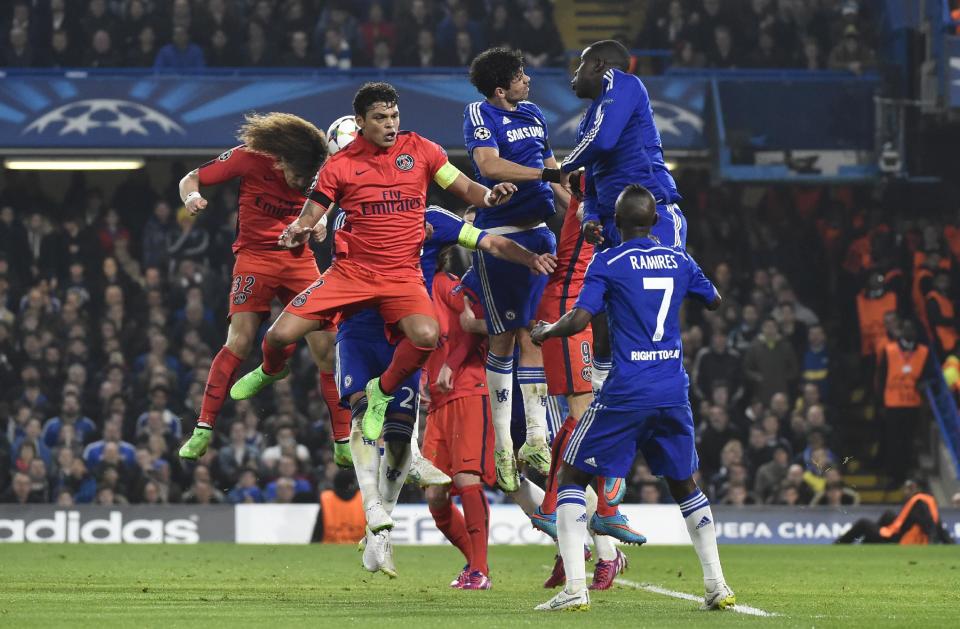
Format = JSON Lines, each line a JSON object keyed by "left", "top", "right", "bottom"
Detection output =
{"left": 167, "top": 206, "right": 209, "bottom": 265}
{"left": 80, "top": 0, "right": 116, "bottom": 45}
{"left": 242, "top": 20, "right": 275, "bottom": 67}
{"left": 203, "top": 28, "right": 238, "bottom": 67}
{"left": 270, "top": 476, "right": 296, "bottom": 504}
{"left": 799, "top": 36, "right": 823, "bottom": 70}
{"left": 517, "top": 2, "right": 563, "bottom": 68}
{"left": 265, "top": 454, "right": 313, "bottom": 501}
{"left": 812, "top": 480, "right": 859, "bottom": 507}
{"left": 154, "top": 24, "right": 205, "bottom": 70}
{"left": 436, "top": 4, "right": 483, "bottom": 61}
{"left": 828, "top": 25, "right": 875, "bottom": 75}
{"left": 370, "top": 40, "right": 393, "bottom": 69}
{"left": 282, "top": 31, "right": 315, "bottom": 67}
{"left": 707, "top": 25, "right": 739, "bottom": 69}
{"left": 779, "top": 463, "right": 815, "bottom": 504}
{"left": 228, "top": 469, "right": 264, "bottom": 504}
{"left": 42, "top": 392, "right": 97, "bottom": 450}
{"left": 484, "top": 2, "right": 517, "bottom": 49}
{"left": 218, "top": 421, "right": 261, "bottom": 486}
{"left": 754, "top": 444, "right": 789, "bottom": 503}
{"left": 691, "top": 331, "right": 743, "bottom": 404}
{"left": 926, "top": 271, "right": 958, "bottom": 358}
{"left": 453, "top": 30, "right": 475, "bottom": 67}
{"left": 321, "top": 27, "right": 352, "bottom": 69}
{"left": 728, "top": 303, "right": 760, "bottom": 353}
{"left": 4, "top": 26, "right": 34, "bottom": 67}
{"left": 183, "top": 478, "right": 221, "bottom": 505}
{"left": 397, "top": 28, "right": 438, "bottom": 67}
{"left": 696, "top": 405, "right": 741, "bottom": 479}
{"left": 359, "top": 2, "right": 395, "bottom": 64}
{"left": 261, "top": 425, "right": 311, "bottom": 469}
{"left": 0, "top": 471, "right": 42, "bottom": 503}
{"left": 744, "top": 318, "right": 799, "bottom": 405}
{"left": 83, "top": 418, "right": 135, "bottom": 469}
{"left": 745, "top": 27, "right": 784, "bottom": 68}
{"left": 314, "top": 1, "right": 358, "bottom": 53}
{"left": 84, "top": 29, "right": 120, "bottom": 67}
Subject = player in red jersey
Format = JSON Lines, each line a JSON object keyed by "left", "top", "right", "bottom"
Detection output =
{"left": 230, "top": 83, "right": 544, "bottom": 531}
{"left": 423, "top": 251, "right": 496, "bottom": 591}
{"left": 532, "top": 176, "right": 628, "bottom": 590}
{"left": 176, "top": 113, "right": 351, "bottom": 462}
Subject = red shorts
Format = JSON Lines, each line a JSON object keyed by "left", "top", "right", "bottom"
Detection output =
{"left": 230, "top": 250, "right": 320, "bottom": 317}
{"left": 422, "top": 395, "right": 495, "bottom": 486}
{"left": 285, "top": 259, "right": 436, "bottom": 342}
{"left": 536, "top": 291, "right": 593, "bottom": 395}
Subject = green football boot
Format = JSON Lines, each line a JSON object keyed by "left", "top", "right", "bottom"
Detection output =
{"left": 229, "top": 364, "right": 290, "bottom": 400}
{"left": 361, "top": 377, "right": 394, "bottom": 441}
{"left": 179, "top": 426, "right": 213, "bottom": 461}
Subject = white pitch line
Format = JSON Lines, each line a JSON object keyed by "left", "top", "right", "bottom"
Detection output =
{"left": 615, "top": 578, "right": 779, "bottom": 618}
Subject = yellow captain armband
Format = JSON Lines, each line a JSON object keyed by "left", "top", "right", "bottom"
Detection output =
{"left": 457, "top": 224, "right": 484, "bottom": 250}
{"left": 433, "top": 161, "right": 461, "bottom": 189}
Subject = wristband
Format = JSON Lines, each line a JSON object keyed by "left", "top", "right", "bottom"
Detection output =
{"left": 540, "top": 168, "right": 564, "bottom": 183}
{"left": 184, "top": 191, "right": 202, "bottom": 205}
{"left": 318, "top": 214, "right": 328, "bottom": 228}
{"left": 483, "top": 190, "right": 495, "bottom": 207}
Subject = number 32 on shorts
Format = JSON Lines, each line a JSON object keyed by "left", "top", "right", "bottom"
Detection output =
{"left": 231, "top": 274, "right": 256, "bottom": 305}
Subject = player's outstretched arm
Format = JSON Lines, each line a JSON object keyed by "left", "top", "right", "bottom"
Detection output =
{"left": 530, "top": 308, "right": 592, "bottom": 346}
{"left": 472, "top": 147, "right": 568, "bottom": 188}
{"left": 279, "top": 198, "right": 333, "bottom": 249}
{"left": 479, "top": 234, "right": 557, "bottom": 275}
{"left": 446, "top": 172, "right": 517, "bottom": 208}
{"left": 178, "top": 169, "right": 208, "bottom": 216}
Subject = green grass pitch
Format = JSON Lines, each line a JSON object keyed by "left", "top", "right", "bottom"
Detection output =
{"left": 1, "top": 544, "right": 957, "bottom": 627}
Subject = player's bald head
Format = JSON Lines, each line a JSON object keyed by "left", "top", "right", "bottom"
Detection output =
{"left": 584, "top": 40, "right": 630, "bottom": 71}
{"left": 615, "top": 184, "right": 658, "bottom": 231}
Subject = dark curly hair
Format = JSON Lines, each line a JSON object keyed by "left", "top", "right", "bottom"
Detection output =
{"left": 237, "top": 112, "right": 327, "bottom": 178}
{"left": 469, "top": 47, "right": 524, "bottom": 98}
{"left": 353, "top": 82, "right": 399, "bottom": 116}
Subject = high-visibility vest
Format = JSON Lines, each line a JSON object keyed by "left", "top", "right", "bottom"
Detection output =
{"left": 856, "top": 291, "right": 897, "bottom": 357}
{"left": 912, "top": 267, "right": 934, "bottom": 333}
{"left": 879, "top": 492, "right": 940, "bottom": 545}
{"left": 883, "top": 342, "right": 929, "bottom": 408}
{"left": 320, "top": 489, "right": 365, "bottom": 544}
{"left": 927, "top": 290, "right": 958, "bottom": 354}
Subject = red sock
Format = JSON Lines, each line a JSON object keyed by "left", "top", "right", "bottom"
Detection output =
{"left": 541, "top": 416, "right": 578, "bottom": 515}
{"left": 380, "top": 338, "right": 433, "bottom": 393}
{"left": 320, "top": 371, "right": 351, "bottom": 441}
{"left": 198, "top": 346, "right": 243, "bottom": 427}
{"left": 460, "top": 484, "right": 490, "bottom": 575}
{"left": 429, "top": 499, "right": 472, "bottom": 565}
{"left": 262, "top": 339, "right": 295, "bottom": 376}
{"left": 596, "top": 476, "right": 617, "bottom": 517}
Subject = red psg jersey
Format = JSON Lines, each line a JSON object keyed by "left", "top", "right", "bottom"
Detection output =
{"left": 426, "top": 272, "right": 488, "bottom": 410}
{"left": 309, "top": 131, "right": 449, "bottom": 279}
{"left": 543, "top": 190, "right": 591, "bottom": 299}
{"left": 197, "top": 145, "right": 309, "bottom": 256}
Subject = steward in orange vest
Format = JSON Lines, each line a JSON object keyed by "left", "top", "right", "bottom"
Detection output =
{"left": 312, "top": 469, "right": 366, "bottom": 544}
{"left": 925, "top": 272, "right": 958, "bottom": 357}
{"left": 835, "top": 480, "right": 953, "bottom": 544}
{"left": 856, "top": 272, "right": 897, "bottom": 358}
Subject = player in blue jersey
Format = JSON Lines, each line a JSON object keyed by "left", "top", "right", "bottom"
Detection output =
{"left": 462, "top": 47, "right": 571, "bottom": 492}
{"left": 541, "top": 39, "right": 689, "bottom": 399}
{"left": 531, "top": 185, "right": 734, "bottom": 612}
{"left": 335, "top": 204, "right": 556, "bottom": 576}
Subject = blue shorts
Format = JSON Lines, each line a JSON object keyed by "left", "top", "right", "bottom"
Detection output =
{"left": 468, "top": 225, "right": 556, "bottom": 335}
{"left": 563, "top": 401, "right": 698, "bottom": 479}
{"left": 335, "top": 336, "right": 420, "bottom": 418}
{"left": 595, "top": 203, "right": 686, "bottom": 252}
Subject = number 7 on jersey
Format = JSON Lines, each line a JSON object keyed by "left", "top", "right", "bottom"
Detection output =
{"left": 643, "top": 277, "right": 674, "bottom": 342}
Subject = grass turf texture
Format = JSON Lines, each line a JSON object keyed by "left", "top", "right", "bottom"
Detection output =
{"left": 1, "top": 544, "right": 957, "bottom": 627}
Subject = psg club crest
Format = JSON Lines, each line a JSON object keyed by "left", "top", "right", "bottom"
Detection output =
{"left": 218, "top": 149, "right": 233, "bottom": 161}
{"left": 232, "top": 292, "right": 247, "bottom": 305}
{"left": 473, "top": 127, "right": 491, "bottom": 141}
{"left": 395, "top": 153, "right": 415, "bottom": 171}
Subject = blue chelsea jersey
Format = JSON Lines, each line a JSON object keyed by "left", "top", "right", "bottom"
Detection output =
{"left": 574, "top": 237, "right": 716, "bottom": 409}
{"left": 464, "top": 100, "right": 556, "bottom": 229}
{"left": 561, "top": 69, "right": 680, "bottom": 224}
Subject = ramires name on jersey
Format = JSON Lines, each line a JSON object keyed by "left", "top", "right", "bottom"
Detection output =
{"left": 631, "top": 349, "right": 681, "bottom": 361}
{"left": 360, "top": 190, "right": 423, "bottom": 215}
{"left": 505, "top": 125, "right": 545, "bottom": 143}
{"left": 629, "top": 254, "right": 679, "bottom": 270}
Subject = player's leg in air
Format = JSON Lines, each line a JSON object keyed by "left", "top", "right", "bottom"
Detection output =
{"left": 305, "top": 328, "right": 353, "bottom": 467}
{"left": 423, "top": 394, "right": 496, "bottom": 590}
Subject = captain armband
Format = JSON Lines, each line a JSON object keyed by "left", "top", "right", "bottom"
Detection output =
{"left": 433, "top": 162, "right": 462, "bottom": 189}
{"left": 457, "top": 224, "right": 484, "bottom": 250}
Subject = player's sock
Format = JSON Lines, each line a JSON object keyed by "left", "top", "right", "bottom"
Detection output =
{"left": 429, "top": 498, "right": 472, "bottom": 564}
{"left": 678, "top": 488, "right": 725, "bottom": 588}
{"left": 541, "top": 416, "right": 577, "bottom": 515}
{"left": 349, "top": 398, "right": 381, "bottom": 510}
{"left": 262, "top": 340, "right": 296, "bottom": 376}
{"left": 379, "top": 419, "right": 414, "bottom": 514}
{"left": 591, "top": 358, "right": 611, "bottom": 395}
{"left": 320, "top": 370, "right": 351, "bottom": 441}
{"left": 511, "top": 475, "right": 546, "bottom": 516}
{"left": 485, "top": 352, "right": 514, "bottom": 451}
{"left": 557, "top": 484, "right": 588, "bottom": 593}
{"left": 197, "top": 345, "right": 243, "bottom": 428}
{"left": 380, "top": 338, "right": 433, "bottom": 394}
{"left": 409, "top": 406, "right": 423, "bottom": 459}
{"left": 517, "top": 366, "right": 548, "bottom": 445}
{"left": 460, "top": 483, "right": 490, "bottom": 575}
{"left": 595, "top": 476, "right": 617, "bottom": 518}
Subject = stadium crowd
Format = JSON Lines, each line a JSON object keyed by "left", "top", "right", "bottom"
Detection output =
{"left": 2, "top": 163, "right": 953, "bottom": 508}
{"left": 0, "top": 0, "right": 878, "bottom": 73}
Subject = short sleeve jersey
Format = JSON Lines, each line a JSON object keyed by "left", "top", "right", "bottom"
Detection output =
{"left": 463, "top": 100, "right": 555, "bottom": 229}
{"left": 308, "top": 131, "right": 450, "bottom": 279}
{"left": 575, "top": 237, "right": 717, "bottom": 408}
{"left": 197, "top": 145, "right": 309, "bottom": 255}
{"left": 426, "top": 272, "right": 487, "bottom": 410}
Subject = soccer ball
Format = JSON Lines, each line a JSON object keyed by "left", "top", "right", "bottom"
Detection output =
{"left": 326, "top": 115, "right": 359, "bottom": 155}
